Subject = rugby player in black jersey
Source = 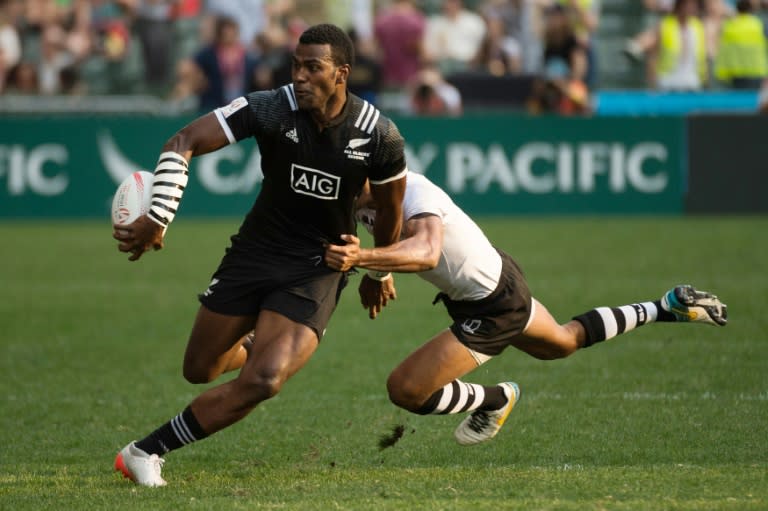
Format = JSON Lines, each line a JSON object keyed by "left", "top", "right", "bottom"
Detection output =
{"left": 111, "top": 24, "right": 407, "bottom": 487}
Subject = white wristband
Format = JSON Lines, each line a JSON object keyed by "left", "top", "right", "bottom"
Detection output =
{"left": 148, "top": 151, "right": 189, "bottom": 228}
{"left": 367, "top": 270, "right": 392, "bottom": 281}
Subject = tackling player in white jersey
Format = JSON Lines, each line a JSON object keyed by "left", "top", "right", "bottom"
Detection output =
{"left": 324, "top": 172, "right": 727, "bottom": 445}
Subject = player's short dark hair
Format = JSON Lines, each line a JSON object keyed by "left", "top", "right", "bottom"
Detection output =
{"left": 299, "top": 23, "right": 355, "bottom": 67}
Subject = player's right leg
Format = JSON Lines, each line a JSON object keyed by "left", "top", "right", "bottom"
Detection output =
{"left": 507, "top": 299, "right": 585, "bottom": 359}
{"left": 186, "top": 310, "right": 321, "bottom": 434}
{"left": 115, "top": 310, "right": 320, "bottom": 486}
{"left": 513, "top": 284, "right": 727, "bottom": 358}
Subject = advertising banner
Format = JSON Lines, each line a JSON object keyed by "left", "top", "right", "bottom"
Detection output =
{"left": 397, "top": 114, "right": 686, "bottom": 214}
{"left": 0, "top": 114, "right": 686, "bottom": 218}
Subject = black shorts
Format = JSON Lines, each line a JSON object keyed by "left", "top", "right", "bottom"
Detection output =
{"left": 198, "top": 240, "right": 348, "bottom": 339}
{"left": 436, "top": 249, "right": 532, "bottom": 357}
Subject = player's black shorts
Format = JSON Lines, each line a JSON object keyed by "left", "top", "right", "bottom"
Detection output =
{"left": 435, "top": 249, "right": 532, "bottom": 356}
{"left": 198, "top": 240, "right": 348, "bottom": 339}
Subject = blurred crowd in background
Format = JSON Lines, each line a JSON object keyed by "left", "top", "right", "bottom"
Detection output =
{"left": 1, "top": 0, "right": 767, "bottom": 115}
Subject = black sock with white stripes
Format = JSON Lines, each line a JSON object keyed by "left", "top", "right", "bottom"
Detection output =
{"left": 135, "top": 406, "right": 208, "bottom": 456}
{"left": 574, "top": 299, "right": 677, "bottom": 348}
{"left": 415, "top": 380, "right": 507, "bottom": 415}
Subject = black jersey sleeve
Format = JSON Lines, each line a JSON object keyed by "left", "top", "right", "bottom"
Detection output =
{"left": 369, "top": 118, "right": 407, "bottom": 184}
{"left": 213, "top": 88, "right": 291, "bottom": 143}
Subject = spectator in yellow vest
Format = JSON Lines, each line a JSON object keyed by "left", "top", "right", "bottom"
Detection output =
{"left": 557, "top": 0, "right": 600, "bottom": 88}
{"left": 647, "top": 0, "right": 708, "bottom": 90}
{"left": 714, "top": 0, "right": 768, "bottom": 89}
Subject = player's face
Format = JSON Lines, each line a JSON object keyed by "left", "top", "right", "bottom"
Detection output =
{"left": 291, "top": 44, "right": 347, "bottom": 110}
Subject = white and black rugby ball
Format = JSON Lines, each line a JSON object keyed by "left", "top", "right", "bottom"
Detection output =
{"left": 111, "top": 171, "right": 153, "bottom": 225}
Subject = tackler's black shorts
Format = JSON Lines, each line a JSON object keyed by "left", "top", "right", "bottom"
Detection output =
{"left": 436, "top": 249, "right": 532, "bottom": 357}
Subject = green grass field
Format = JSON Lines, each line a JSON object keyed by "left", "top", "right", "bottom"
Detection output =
{"left": 1, "top": 216, "right": 766, "bottom": 510}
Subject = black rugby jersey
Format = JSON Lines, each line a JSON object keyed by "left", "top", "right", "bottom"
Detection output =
{"left": 214, "top": 85, "right": 406, "bottom": 258}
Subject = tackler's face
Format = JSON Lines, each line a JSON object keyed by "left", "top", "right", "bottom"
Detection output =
{"left": 291, "top": 43, "right": 348, "bottom": 110}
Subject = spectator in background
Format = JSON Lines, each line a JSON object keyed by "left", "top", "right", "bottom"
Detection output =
{"left": 22, "top": 0, "right": 63, "bottom": 30}
{"left": 347, "top": 27, "right": 381, "bottom": 104}
{"left": 542, "top": 4, "right": 588, "bottom": 85}
{"left": 327, "top": 0, "right": 377, "bottom": 54}
{"left": 168, "top": 52, "right": 199, "bottom": 106}
{"left": 37, "top": 22, "right": 76, "bottom": 94}
{"left": 373, "top": 0, "right": 426, "bottom": 89}
{"left": 423, "top": 0, "right": 487, "bottom": 75}
{"left": 714, "top": 0, "right": 767, "bottom": 88}
{"left": 251, "top": 20, "right": 291, "bottom": 90}
{"left": 130, "top": 0, "right": 175, "bottom": 93}
{"left": 647, "top": 0, "right": 707, "bottom": 91}
{"left": 251, "top": 15, "right": 306, "bottom": 91}
{"left": 624, "top": 0, "right": 674, "bottom": 62}
{"left": 527, "top": 4, "right": 591, "bottom": 115}
{"left": 475, "top": 0, "right": 523, "bottom": 75}
{"left": 702, "top": 0, "right": 734, "bottom": 72}
{"left": 171, "top": 0, "right": 202, "bottom": 20}
{"left": 556, "top": 0, "right": 601, "bottom": 88}
{"left": 0, "top": 0, "right": 21, "bottom": 92}
{"left": 90, "top": 0, "right": 132, "bottom": 62}
{"left": 204, "top": 0, "right": 269, "bottom": 52}
{"left": 190, "top": 16, "right": 259, "bottom": 112}
{"left": 6, "top": 60, "right": 38, "bottom": 94}
{"left": 204, "top": 0, "right": 296, "bottom": 54}
{"left": 409, "top": 66, "right": 462, "bottom": 115}
{"left": 66, "top": 0, "right": 93, "bottom": 61}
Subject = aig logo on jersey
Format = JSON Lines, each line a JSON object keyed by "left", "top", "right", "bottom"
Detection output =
{"left": 291, "top": 164, "right": 340, "bottom": 200}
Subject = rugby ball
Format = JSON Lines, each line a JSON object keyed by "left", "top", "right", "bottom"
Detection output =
{"left": 112, "top": 171, "right": 153, "bottom": 225}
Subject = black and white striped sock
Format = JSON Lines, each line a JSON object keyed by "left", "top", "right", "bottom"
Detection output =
{"left": 574, "top": 299, "right": 676, "bottom": 347}
{"left": 135, "top": 406, "right": 208, "bottom": 456}
{"left": 415, "top": 380, "right": 506, "bottom": 415}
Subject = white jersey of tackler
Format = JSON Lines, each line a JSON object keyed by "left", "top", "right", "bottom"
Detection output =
{"left": 357, "top": 172, "right": 502, "bottom": 301}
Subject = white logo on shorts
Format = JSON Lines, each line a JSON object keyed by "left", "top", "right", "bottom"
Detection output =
{"left": 203, "top": 278, "right": 219, "bottom": 297}
{"left": 461, "top": 319, "right": 482, "bottom": 334}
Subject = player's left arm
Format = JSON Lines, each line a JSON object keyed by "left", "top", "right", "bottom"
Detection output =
{"left": 369, "top": 175, "right": 406, "bottom": 250}
{"left": 355, "top": 175, "right": 406, "bottom": 318}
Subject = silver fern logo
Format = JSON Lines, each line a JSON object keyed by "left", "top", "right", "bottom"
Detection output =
{"left": 346, "top": 138, "right": 370, "bottom": 150}
{"left": 344, "top": 138, "right": 371, "bottom": 161}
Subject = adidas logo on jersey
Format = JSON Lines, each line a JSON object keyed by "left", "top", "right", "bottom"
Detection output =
{"left": 285, "top": 128, "right": 298, "bottom": 143}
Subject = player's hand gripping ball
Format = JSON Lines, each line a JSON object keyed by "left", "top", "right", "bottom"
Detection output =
{"left": 111, "top": 171, "right": 153, "bottom": 225}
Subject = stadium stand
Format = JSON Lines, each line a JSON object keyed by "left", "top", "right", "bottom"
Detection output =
{"left": 1, "top": 0, "right": 767, "bottom": 116}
